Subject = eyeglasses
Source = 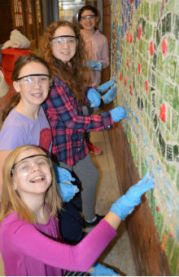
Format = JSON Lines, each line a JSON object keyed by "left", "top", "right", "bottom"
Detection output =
{"left": 17, "top": 74, "right": 50, "bottom": 87}
{"left": 80, "top": 15, "right": 96, "bottom": 21}
{"left": 11, "top": 154, "right": 50, "bottom": 176}
{"left": 51, "top": 36, "right": 77, "bottom": 46}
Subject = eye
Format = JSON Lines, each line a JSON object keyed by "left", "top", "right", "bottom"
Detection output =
{"left": 40, "top": 76, "right": 49, "bottom": 83}
{"left": 56, "top": 38, "right": 63, "bottom": 44}
{"left": 69, "top": 38, "right": 76, "bottom": 44}
{"left": 23, "top": 77, "right": 33, "bottom": 84}
{"left": 18, "top": 162, "right": 31, "bottom": 171}
{"left": 37, "top": 158, "right": 49, "bottom": 166}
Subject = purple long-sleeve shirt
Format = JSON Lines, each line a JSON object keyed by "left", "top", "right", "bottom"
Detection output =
{"left": 0, "top": 212, "right": 116, "bottom": 276}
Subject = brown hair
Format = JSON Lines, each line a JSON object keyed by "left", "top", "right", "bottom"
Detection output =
{"left": 40, "top": 20, "right": 91, "bottom": 102}
{"left": 1, "top": 55, "right": 50, "bottom": 123}
{"left": 78, "top": 5, "right": 100, "bottom": 22}
{"left": 0, "top": 145, "right": 61, "bottom": 223}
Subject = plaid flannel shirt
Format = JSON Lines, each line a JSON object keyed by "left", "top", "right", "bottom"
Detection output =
{"left": 43, "top": 78, "right": 113, "bottom": 166}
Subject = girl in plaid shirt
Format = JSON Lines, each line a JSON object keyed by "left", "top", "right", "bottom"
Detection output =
{"left": 41, "top": 20, "right": 127, "bottom": 226}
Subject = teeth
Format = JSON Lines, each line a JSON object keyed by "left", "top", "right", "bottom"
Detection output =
{"left": 30, "top": 176, "right": 44, "bottom": 183}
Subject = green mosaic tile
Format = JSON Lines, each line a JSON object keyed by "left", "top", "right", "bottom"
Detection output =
{"left": 156, "top": 28, "right": 161, "bottom": 46}
{"left": 168, "top": 165, "right": 176, "bottom": 181}
{"left": 166, "top": 13, "right": 172, "bottom": 33}
{"left": 166, "top": 235, "right": 175, "bottom": 260}
{"left": 166, "top": 0, "right": 176, "bottom": 12}
{"left": 156, "top": 53, "right": 163, "bottom": 71}
{"left": 168, "top": 37, "right": 176, "bottom": 54}
{"left": 172, "top": 113, "right": 179, "bottom": 137}
{"left": 175, "top": 62, "right": 179, "bottom": 83}
{"left": 151, "top": 2, "right": 161, "bottom": 21}
{"left": 145, "top": 22, "right": 153, "bottom": 39}
{"left": 156, "top": 74, "right": 164, "bottom": 92}
{"left": 141, "top": 161, "right": 147, "bottom": 176}
{"left": 148, "top": 190, "right": 156, "bottom": 216}
{"left": 174, "top": 14, "right": 179, "bottom": 40}
{"left": 163, "top": 83, "right": 175, "bottom": 102}
{"left": 154, "top": 210, "right": 164, "bottom": 239}
{"left": 111, "top": 1, "right": 179, "bottom": 274}
{"left": 172, "top": 86, "right": 179, "bottom": 111}
{"left": 170, "top": 246, "right": 179, "bottom": 275}
{"left": 162, "top": 16, "right": 167, "bottom": 35}
{"left": 142, "top": 60, "right": 148, "bottom": 76}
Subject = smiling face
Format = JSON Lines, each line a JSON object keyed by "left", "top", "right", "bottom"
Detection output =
{"left": 79, "top": 9, "right": 98, "bottom": 32}
{"left": 12, "top": 147, "right": 52, "bottom": 199}
{"left": 13, "top": 61, "right": 50, "bottom": 107}
{"left": 51, "top": 25, "right": 77, "bottom": 63}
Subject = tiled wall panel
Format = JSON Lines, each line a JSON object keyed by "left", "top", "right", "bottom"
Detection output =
{"left": 111, "top": 0, "right": 179, "bottom": 275}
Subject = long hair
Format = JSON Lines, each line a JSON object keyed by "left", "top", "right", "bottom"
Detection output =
{"left": 1, "top": 55, "right": 50, "bottom": 123}
{"left": 0, "top": 145, "right": 61, "bottom": 223}
{"left": 40, "top": 20, "right": 91, "bottom": 102}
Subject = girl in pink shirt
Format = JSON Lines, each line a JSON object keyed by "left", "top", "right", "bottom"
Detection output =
{"left": 78, "top": 5, "right": 110, "bottom": 155}
{"left": 78, "top": 5, "right": 109, "bottom": 87}
{"left": 0, "top": 144, "right": 154, "bottom": 276}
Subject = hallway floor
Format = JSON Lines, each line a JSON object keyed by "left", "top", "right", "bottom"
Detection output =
{"left": 88, "top": 131, "right": 137, "bottom": 276}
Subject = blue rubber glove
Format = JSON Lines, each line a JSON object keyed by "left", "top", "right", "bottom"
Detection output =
{"left": 103, "top": 84, "right": 117, "bottom": 104}
{"left": 54, "top": 165, "right": 76, "bottom": 183}
{"left": 97, "top": 79, "right": 115, "bottom": 93}
{"left": 110, "top": 173, "right": 154, "bottom": 220}
{"left": 87, "top": 88, "right": 101, "bottom": 108}
{"left": 87, "top": 60, "right": 103, "bottom": 71}
{"left": 57, "top": 182, "right": 79, "bottom": 202}
{"left": 54, "top": 165, "right": 79, "bottom": 202}
{"left": 91, "top": 263, "right": 119, "bottom": 276}
{"left": 110, "top": 106, "right": 127, "bottom": 122}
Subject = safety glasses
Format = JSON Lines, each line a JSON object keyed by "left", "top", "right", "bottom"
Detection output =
{"left": 11, "top": 154, "right": 50, "bottom": 176}
{"left": 51, "top": 35, "right": 77, "bottom": 46}
{"left": 16, "top": 74, "right": 50, "bottom": 87}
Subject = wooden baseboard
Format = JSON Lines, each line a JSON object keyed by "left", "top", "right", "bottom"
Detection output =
{"left": 108, "top": 125, "right": 170, "bottom": 275}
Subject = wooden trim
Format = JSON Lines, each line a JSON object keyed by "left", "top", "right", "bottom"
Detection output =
{"left": 109, "top": 125, "right": 171, "bottom": 275}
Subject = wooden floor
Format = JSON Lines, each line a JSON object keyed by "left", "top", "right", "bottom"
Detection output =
{"left": 0, "top": 131, "right": 137, "bottom": 276}
{"left": 90, "top": 130, "right": 137, "bottom": 276}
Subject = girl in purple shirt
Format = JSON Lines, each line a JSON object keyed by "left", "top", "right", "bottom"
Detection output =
{"left": 0, "top": 144, "right": 154, "bottom": 276}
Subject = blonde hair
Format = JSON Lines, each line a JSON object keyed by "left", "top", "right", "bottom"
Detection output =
{"left": 0, "top": 145, "right": 61, "bottom": 223}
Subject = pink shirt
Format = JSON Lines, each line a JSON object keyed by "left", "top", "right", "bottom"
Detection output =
{"left": 81, "top": 29, "right": 109, "bottom": 87}
{"left": 0, "top": 212, "right": 116, "bottom": 276}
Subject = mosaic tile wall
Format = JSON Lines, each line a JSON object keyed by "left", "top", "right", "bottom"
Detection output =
{"left": 110, "top": 0, "right": 179, "bottom": 274}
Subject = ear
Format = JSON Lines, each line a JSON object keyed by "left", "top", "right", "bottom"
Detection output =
{"left": 13, "top": 81, "right": 20, "bottom": 93}
{"left": 12, "top": 174, "right": 18, "bottom": 190}
{"left": 12, "top": 179, "right": 18, "bottom": 190}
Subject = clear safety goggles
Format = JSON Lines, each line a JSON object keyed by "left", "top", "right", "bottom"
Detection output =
{"left": 11, "top": 154, "right": 50, "bottom": 176}
{"left": 80, "top": 15, "right": 96, "bottom": 21}
{"left": 17, "top": 74, "right": 50, "bottom": 87}
{"left": 51, "top": 35, "right": 77, "bottom": 46}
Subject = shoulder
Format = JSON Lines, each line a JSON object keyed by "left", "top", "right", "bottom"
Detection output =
{"left": 0, "top": 212, "right": 27, "bottom": 233}
{"left": 94, "top": 30, "right": 107, "bottom": 41}
{"left": 0, "top": 111, "right": 30, "bottom": 150}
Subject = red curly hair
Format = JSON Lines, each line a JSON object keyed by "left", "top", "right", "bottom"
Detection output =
{"left": 40, "top": 20, "right": 91, "bottom": 102}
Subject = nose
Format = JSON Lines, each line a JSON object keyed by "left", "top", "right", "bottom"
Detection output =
{"left": 33, "top": 78, "right": 41, "bottom": 88}
{"left": 61, "top": 41, "right": 70, "bottom": 48}
{"left": 31, "top": 161, "right": 40, "bottom": 172}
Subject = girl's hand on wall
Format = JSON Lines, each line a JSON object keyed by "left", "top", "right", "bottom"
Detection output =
{"left": 87, "top": 88, "right": 101, "bottom": 108}
{"left": 110, "top": 173, "right": 154, "bottom": 220}
{"left": 109, "top": 106, "right": 127, "bottom": 122}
